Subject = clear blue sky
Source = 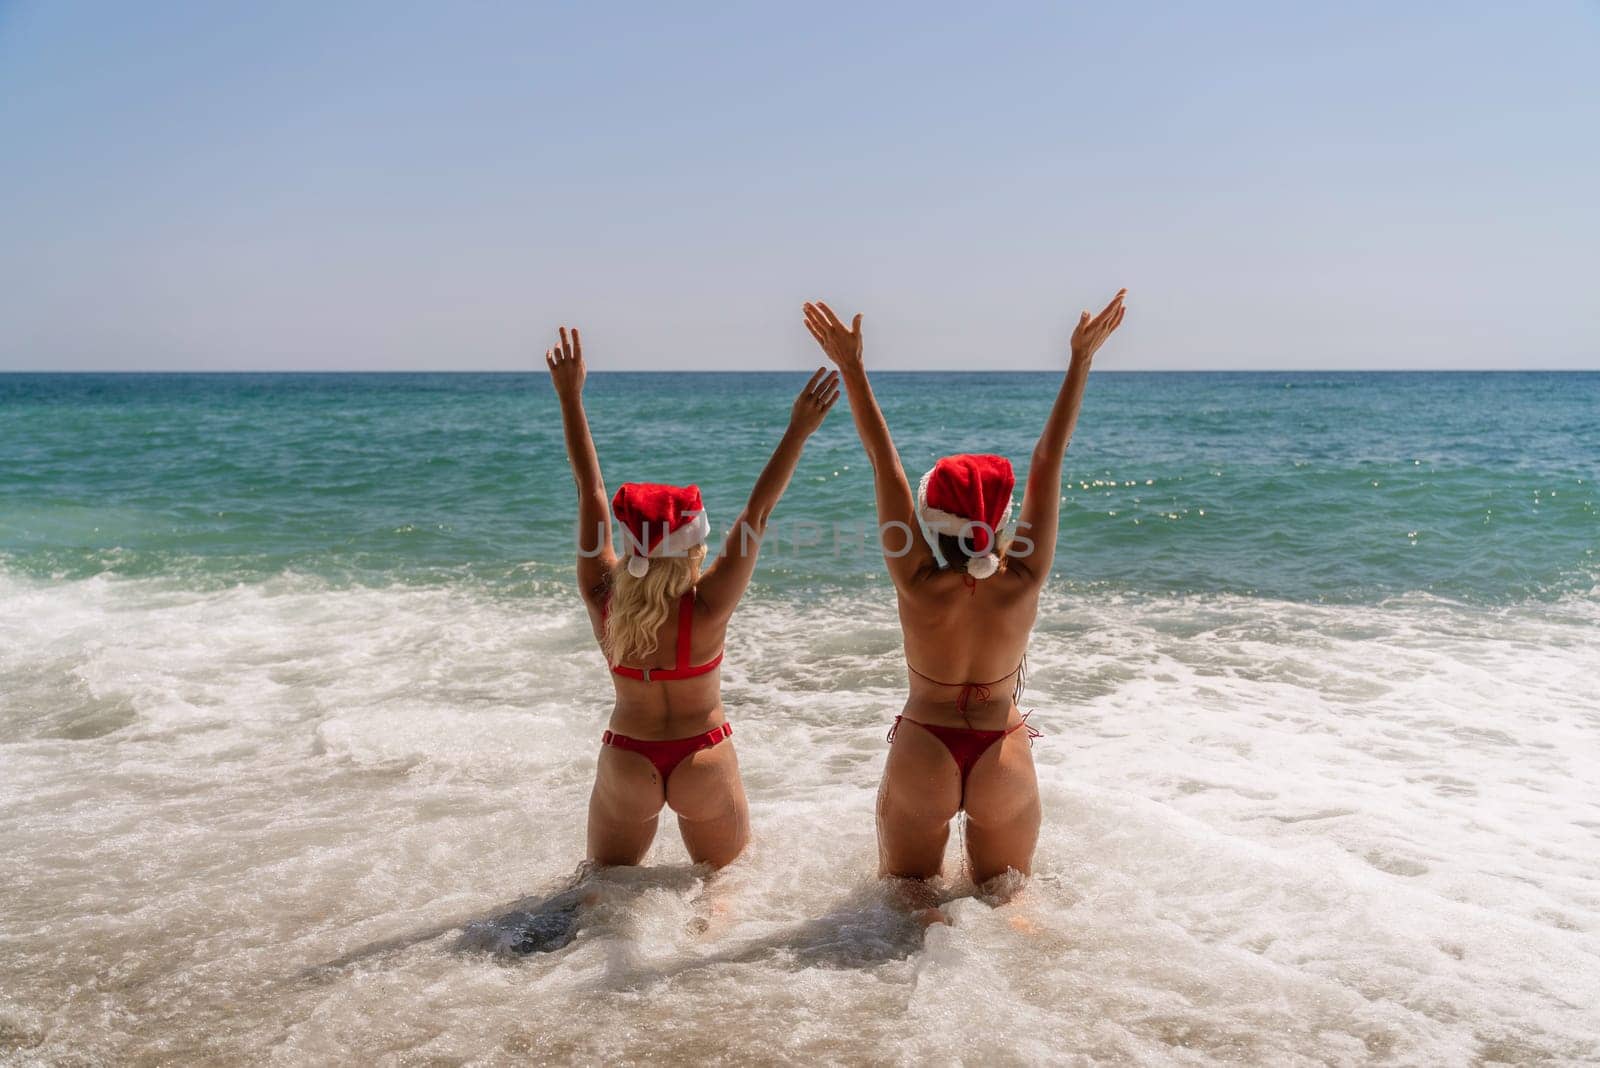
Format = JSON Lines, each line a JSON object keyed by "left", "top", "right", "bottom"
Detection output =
{"left": 1, "top": 1, "right": 1596, "bottom": 371}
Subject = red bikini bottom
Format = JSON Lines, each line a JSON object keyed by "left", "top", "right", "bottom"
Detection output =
{"left": 601, "top": 722, "right": 733, "bottom": 783}
{"left": 888, "top": 714, "right": 1039, "bottom": 789}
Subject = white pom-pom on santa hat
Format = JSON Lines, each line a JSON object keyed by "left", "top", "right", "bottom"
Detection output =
{"left": 611, "top": 482, "right": 711, "bottom": 578}
{"left": 916, "top": 454, "right": 1016, "bottom": 581}
{"left": 966, "top": 549, "right": 1000, "bottom": 580}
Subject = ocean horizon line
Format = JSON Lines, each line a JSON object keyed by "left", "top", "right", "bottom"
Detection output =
{"left": 3, "top": 368, "right": 1598, "bottom": 376}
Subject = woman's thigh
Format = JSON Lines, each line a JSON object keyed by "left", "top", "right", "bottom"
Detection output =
{"left": 665, "top": 740, "right": 749, "bottom": 868}
{"left": 587, "top": 745, "right": 666, "bottom": 867}
{"left": 877, "top": 722, "right": 962, "bottom": 880}
{"left": 961, "top": 728, "right": 1041, "bottom": 884}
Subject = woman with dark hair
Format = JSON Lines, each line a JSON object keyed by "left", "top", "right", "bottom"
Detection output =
{"left": 802, "top": 292, "right": 1126, "bottom": 908}
{"left": 547, "top": 325, "right": 840, "bottom": 868}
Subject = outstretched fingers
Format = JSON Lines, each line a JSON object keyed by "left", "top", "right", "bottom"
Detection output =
{"left": 804, "top": 301, "right": 861, "bottom": 339}
{"left": 553, "top": 325, "right": 585, "bottom": 363}
{"left": 816, "top": 301, "right": 846, "bottom": 333}
{"left": 807, "top": 368, "right": 840, "bottom": 403}
{"left": 1083, "top": 291, "right": 1128, "bottom": 344}
{"left": 1098, "top": 289, "right": 1127, "bottom": 319}
{"left": 1101, "top": 302, "right": 1126, "bottom": 339}
{"left": 804, "top": 305, "right": 839, "bottom": 351}
{"left": 803, "top": 302, "right": 863, "bottom": 372}
{"left": 804, "top": 318, "right": 828, "bottom": 348}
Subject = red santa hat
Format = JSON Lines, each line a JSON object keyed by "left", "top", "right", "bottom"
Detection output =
{"left": 610, "top": 482, "right": 710, "bottom": 578}
{"left": 915, "top": 453, "right": 1016, "bottom": 580}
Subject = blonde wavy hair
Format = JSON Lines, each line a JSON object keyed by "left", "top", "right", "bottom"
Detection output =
{"left": 602, "top": 544, "right": 706, "bottom": 667}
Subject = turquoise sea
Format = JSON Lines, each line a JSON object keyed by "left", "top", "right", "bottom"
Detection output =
{"left": 2, "top": 371, "right": 1595, "bottom": 600}
{"left": 2, "top": 371, "right": 1597, "bottom": 1064}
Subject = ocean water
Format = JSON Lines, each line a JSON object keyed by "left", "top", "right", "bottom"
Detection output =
{"left": 1, "top": 371, "right": 1597, "bottom": 1065}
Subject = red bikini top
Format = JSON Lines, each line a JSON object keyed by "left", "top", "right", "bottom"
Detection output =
{"left": 606, "top": 590, "right": 724, "bottom": 683}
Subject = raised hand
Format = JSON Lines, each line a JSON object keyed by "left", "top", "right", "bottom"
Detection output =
{"left": 802, "top": 302, "right": 864, "bottom": 374}
{"left": 790, "top": 367, "right": 841, "bottom": 437}
{"left": 545, "top": 325, "right": 586, "bottom": 400}
{"left": 543, "top": 323, "right": 613, "bottom": 596}
{"left": 1070, "top": 289, "right": 1127, "bottom": 362}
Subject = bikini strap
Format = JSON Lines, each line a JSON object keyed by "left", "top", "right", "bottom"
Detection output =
{"left": 1013, "top": 709, "right": 1043, "bottom": 747}
{"left": 907, "top": 661, "right": 1024, "bottom": 690}
{"left": 906, "top": 660, "right": 1026, "bottom": 713}
{"left": 675, "top": 590, "right": 695, "bottom": 670}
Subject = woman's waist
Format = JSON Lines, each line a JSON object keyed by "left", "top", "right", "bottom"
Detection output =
{"left": 904, "top": 668, "right": 1021, "bottom": 713}
{"left": 898, "top": 693, "right": 1021, "bottom": 732}
{"left": 606, "top": 700, "right": 728, "bottom": 741}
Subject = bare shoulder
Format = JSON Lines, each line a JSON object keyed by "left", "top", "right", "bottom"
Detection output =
{"left": 692, "top": 562, "right": 740, "bottom": 620}
{"left": 902, "top": 562, "right": 1042, "bottom": 593}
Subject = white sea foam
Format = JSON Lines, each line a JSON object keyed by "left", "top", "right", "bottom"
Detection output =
{"left": 1, "top": 573, "right": 1597, "bottom": 1064}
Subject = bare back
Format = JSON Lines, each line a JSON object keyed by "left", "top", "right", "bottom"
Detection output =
{"left": 584, "top": 591, "right": 728, "bottom": 741}
{"left": 896, "top": 562, "right": 1041, "bottom": 729}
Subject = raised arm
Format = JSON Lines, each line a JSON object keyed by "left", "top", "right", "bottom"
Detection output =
{"left": 1013, "top": 289, "right": 1127, "bottom": 581}
{"left": 802, "top": 301, "right": 933, "bottom": 587}
{"left": 698, "top": 368, "right": 840, "bottom": 615}
{"left": 545, "top": 326, "right": 616, "bottom": 605}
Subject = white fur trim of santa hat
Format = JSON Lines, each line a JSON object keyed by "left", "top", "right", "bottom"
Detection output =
{"left": 915, "top": 467, "right": 1013, "bottom": 580}
{"left": 624, "top": 509, "right": 710, "bottom": 578}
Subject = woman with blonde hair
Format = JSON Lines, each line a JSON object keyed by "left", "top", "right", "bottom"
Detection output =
{"left": 802, "top": 291, "right": 1126, "bottom": 907}
{"left": 546, "top": 325, "right": 839, "bottom": 868}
